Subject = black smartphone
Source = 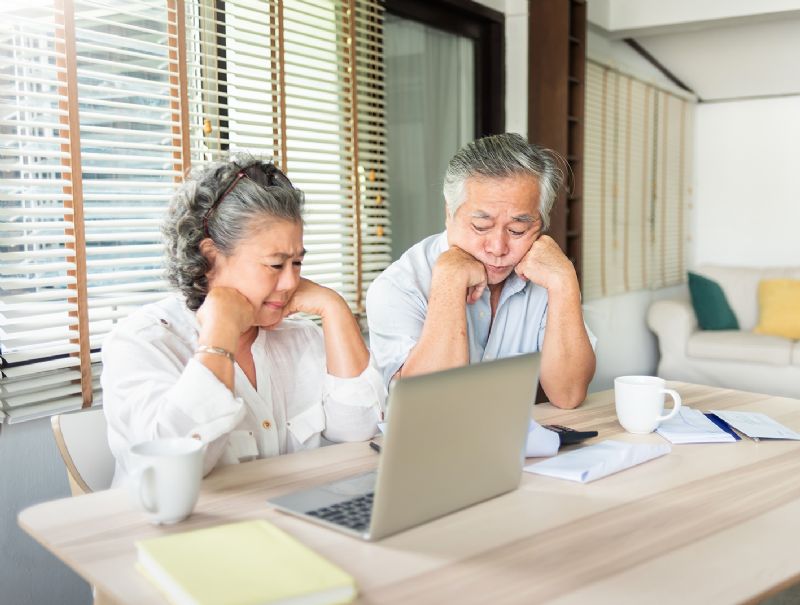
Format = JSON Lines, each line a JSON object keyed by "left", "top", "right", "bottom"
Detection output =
{"left": 543, "top": 424, "right": 598, "bottom": 447}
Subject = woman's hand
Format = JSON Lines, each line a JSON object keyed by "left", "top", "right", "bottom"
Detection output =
{"left": 280, "top": 278, "right": 346, "bottom": 320}
{"left": 282, "top": 278, "right": 369, "bottom": 377}
{"left": 194, "top": 287, "right": 257, "bottom": 391}
{"left": 197, "top": 287, "right": 257, "bottom": 347}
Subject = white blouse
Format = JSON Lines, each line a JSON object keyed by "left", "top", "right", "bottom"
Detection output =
{"left": 101, "top": 295, "right": 386, "bottom": 486}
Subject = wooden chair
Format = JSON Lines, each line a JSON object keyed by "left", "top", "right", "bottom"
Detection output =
{"left": 51, "top": 407, "right": 115, "bottom": 496}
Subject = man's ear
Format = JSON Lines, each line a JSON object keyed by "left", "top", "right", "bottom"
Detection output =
{"left": 199, "top": 237, "right": 218, "bottom": 277}
{"left": 444, "top": 201, "right": 452, "bottom": 228}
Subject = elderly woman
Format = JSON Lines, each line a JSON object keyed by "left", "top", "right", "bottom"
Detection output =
{"left": 102, "top": 157, "right": 385, "bottom": 485}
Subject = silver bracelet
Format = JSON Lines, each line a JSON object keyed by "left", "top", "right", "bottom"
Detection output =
{"left": 195, "top": 345, "right": 234, "bottom": 362}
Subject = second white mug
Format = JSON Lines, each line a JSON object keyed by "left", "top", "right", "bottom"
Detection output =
{"left": 614, "top": 376, "right": 682, "bottom": 434}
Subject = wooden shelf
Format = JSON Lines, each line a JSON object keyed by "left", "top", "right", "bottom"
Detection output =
{"left": 530, "top": 0, "right": 586, "bottom": 296}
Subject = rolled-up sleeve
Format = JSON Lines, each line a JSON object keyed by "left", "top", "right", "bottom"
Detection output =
{"left": 101, "top": 322, "right": 246, "bottom": 478}
{"left": 321, "top": 358, "right": 386, "bottom": 443}
{"left": 366, "top": 273, "right": 429, "bottom": 387}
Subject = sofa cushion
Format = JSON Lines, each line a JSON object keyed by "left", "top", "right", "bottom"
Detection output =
{"left": 687, "top": 272, "right": 739, "bottom": 330}
{"left": 695, "top": 265, "right": 800, "bottom": 331}
{"left": 754, "top": 279, "right": 800, "bottom": 339}
{"left": 687, "top": 331, "right": 792, "bottom": 366}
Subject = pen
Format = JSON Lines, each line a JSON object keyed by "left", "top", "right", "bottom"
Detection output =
{"left": 369, "top": 441, "right": 381, "bottom": 454}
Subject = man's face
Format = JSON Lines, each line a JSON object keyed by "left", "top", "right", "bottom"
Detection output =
{"left": 446, "top": 175, "right": 542, "bottom": 285}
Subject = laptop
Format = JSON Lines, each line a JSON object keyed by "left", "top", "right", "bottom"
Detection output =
{"left": 268, "top": 352, "right": 541, "bottom": 541}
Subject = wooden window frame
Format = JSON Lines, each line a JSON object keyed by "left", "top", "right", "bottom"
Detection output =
{"left": 383, "top": 0, "right": 505, "bottom": 138}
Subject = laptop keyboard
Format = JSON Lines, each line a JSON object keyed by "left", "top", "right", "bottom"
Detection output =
{"left": 306, "top": 492, "right": 374, "bottom": 532}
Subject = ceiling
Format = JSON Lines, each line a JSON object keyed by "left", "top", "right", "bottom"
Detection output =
{"left": 588, "top": 0, "right": 800, "bottom": 102}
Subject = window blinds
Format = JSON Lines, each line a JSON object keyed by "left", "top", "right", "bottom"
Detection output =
{"left": 582, "top": 60, "right": 693, "bottom": 301}
{"left": 184, "top": 0, "right": 389, "bottom": 308}
{"left": 1, "top": 0, "right": 389, "bottom": 423}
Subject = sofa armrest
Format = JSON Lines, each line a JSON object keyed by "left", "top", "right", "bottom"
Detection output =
{"left": 647, "top": 299, "right": 698, "bottom": 357}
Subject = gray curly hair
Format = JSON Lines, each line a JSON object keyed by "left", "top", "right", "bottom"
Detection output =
{"left": 442, "top": 132, "right": 565, "bottom": 231}
{"left": 162, "top": 155, "right": 304, "bottom": 311}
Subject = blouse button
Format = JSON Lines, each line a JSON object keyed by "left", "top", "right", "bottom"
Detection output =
{"left": 262, "top": 420, "right": 272, "bottom": 430}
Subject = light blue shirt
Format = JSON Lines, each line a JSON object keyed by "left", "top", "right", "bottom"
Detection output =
{"left": 366, "top": 231, "right": 597, "bottom": 387}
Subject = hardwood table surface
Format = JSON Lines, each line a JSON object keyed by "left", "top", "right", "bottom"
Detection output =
{"left": 18, "top": 382, "right": 800, "bottom": 604}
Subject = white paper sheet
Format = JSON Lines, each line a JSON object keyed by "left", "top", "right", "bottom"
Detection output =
{"left": 525, "top": 420, "right": 560, "bottom": 458}
{"left": 711, "top": 410, "right": 800, "bottom": 441}
{"left": 523, "top": 440, "right": 671, "bottom": 483}
{"left": 656, "top": 407, "right": 736, "bottom": 444}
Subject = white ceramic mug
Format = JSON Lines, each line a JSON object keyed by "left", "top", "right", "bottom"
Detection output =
{"left": 614, "top": 376, "right": 682, "bottom": 434}
{"left": 128, "top": 437, "right": 204, "bottom": 525}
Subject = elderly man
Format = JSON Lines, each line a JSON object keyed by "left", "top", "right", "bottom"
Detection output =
{"left": 366, "top": 132, "right": 596, "bottom": 409}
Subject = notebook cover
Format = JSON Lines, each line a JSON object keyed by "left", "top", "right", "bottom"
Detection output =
{"left": 136, "top": 520, "right": 356, "bottom": 605}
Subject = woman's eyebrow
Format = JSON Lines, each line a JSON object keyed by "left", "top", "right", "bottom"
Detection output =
{"left": 262, "top": 248, "right": 307, "bottom": 261}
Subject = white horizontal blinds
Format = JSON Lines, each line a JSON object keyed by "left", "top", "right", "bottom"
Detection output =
{"left": 283, "top": 0, "right": 358, "bottom": 304}
{"left": 582, "top": 62, "right": 604, "bottom": 299}
{"left": 604, "top": 68, "right": 624, "bottom": 297}
{"left": 658, "top": 92, "right": 689, "bottom": 288}
{"left": 582, "top": 59, "right": 692, "bottom": 301}
{"left": 0, "top": 1, "right": 92, "bottom": 423}
{"left": 631, "top": 80, "right": 654, "bottom": 293}
{"left": 74, "top": 0, "right": 184, "bottom": 416}
{"left": 185, "top": 0, "right": 282, "bottom": 167}
{"left": 623, "top": 75, "right": 652, "bottom": 294}
{"left": 1, "top": 1, "right": 188, "bottom": 423}
{"left": 354, "top": 0, "right": 390, "bottom": 307}
{"left": 186, "top": 0, "right": 389, "bottom": 312}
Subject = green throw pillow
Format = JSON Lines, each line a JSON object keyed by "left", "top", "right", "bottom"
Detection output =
{"left": 687, "top": 272, "right": 740, "bottom": 330}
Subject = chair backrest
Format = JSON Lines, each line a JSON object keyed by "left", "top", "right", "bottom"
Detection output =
{"left": 51, "top": 407, "right": 115, "bottom": 496}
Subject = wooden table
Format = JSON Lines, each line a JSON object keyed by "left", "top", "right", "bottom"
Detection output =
{"left": 19, "top": 383, "right": 800, "bottom": 604}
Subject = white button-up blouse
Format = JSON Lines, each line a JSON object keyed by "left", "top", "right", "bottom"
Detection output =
{"left": 101, "top": 295, "right": 386, "bottom": 486}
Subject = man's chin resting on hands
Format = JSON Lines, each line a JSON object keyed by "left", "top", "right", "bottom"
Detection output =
{"left": 366, "top": 132, "right": 596, "bottom": 410}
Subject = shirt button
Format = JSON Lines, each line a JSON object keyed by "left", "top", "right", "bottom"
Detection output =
{"left": 191, "top": 433, "right": 201, "bottom": 440}
{"left": 262, "top": 420, "right": 272, "bottom": 430}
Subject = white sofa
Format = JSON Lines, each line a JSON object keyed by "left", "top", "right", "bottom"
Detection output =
{"left": 647, "top": 265, "right": 800, "bottom": 398}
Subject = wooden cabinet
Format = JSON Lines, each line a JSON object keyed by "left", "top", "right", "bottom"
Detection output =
{"left": 528, "top": 0, "right": 586, "bottom": 287}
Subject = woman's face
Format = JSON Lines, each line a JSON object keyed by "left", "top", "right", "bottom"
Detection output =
{"left": 205, "top": 218, "right": 305, "bottom": 328}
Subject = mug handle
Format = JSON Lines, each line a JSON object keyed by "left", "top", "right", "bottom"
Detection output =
{"left": 131, "top": 465, "right": 158, "bottom": 514}
{"left": 656, "top": 389, "right": 682, "bottom": 422}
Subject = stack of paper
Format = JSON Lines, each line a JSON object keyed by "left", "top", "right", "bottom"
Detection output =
{"left": 656, "top": 407, "right": 737, "bottom": 444}
{"left": 136, "top": 520, "right": 356, "bottom": 605}
{"left": 711, "top": 410, "right": 800, "bottom": 441}
{"left": 523, "top": 440, "right": 671, "bottom": 483}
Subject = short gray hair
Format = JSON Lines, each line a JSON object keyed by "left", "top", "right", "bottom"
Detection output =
{"left": 442, "top": 132, "right": 565, "bottom": 230}
{"left": 162, "top": 155, "right": 304, "bottom": 311}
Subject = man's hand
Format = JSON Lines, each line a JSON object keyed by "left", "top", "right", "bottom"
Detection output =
{"left": 434, "top": 246, "right": 488, "bottom": 304}
{"left": 514, "top": 235, "right": 578, "bottom": 293}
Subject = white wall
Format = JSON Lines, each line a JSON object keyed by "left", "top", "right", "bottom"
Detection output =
{"left": 692, "top": 95, "right": 800, "bottom": 267}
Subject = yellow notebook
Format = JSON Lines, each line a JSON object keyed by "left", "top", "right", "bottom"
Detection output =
{"left": 136, "top": 520, "right": 357, "bottom": 605}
